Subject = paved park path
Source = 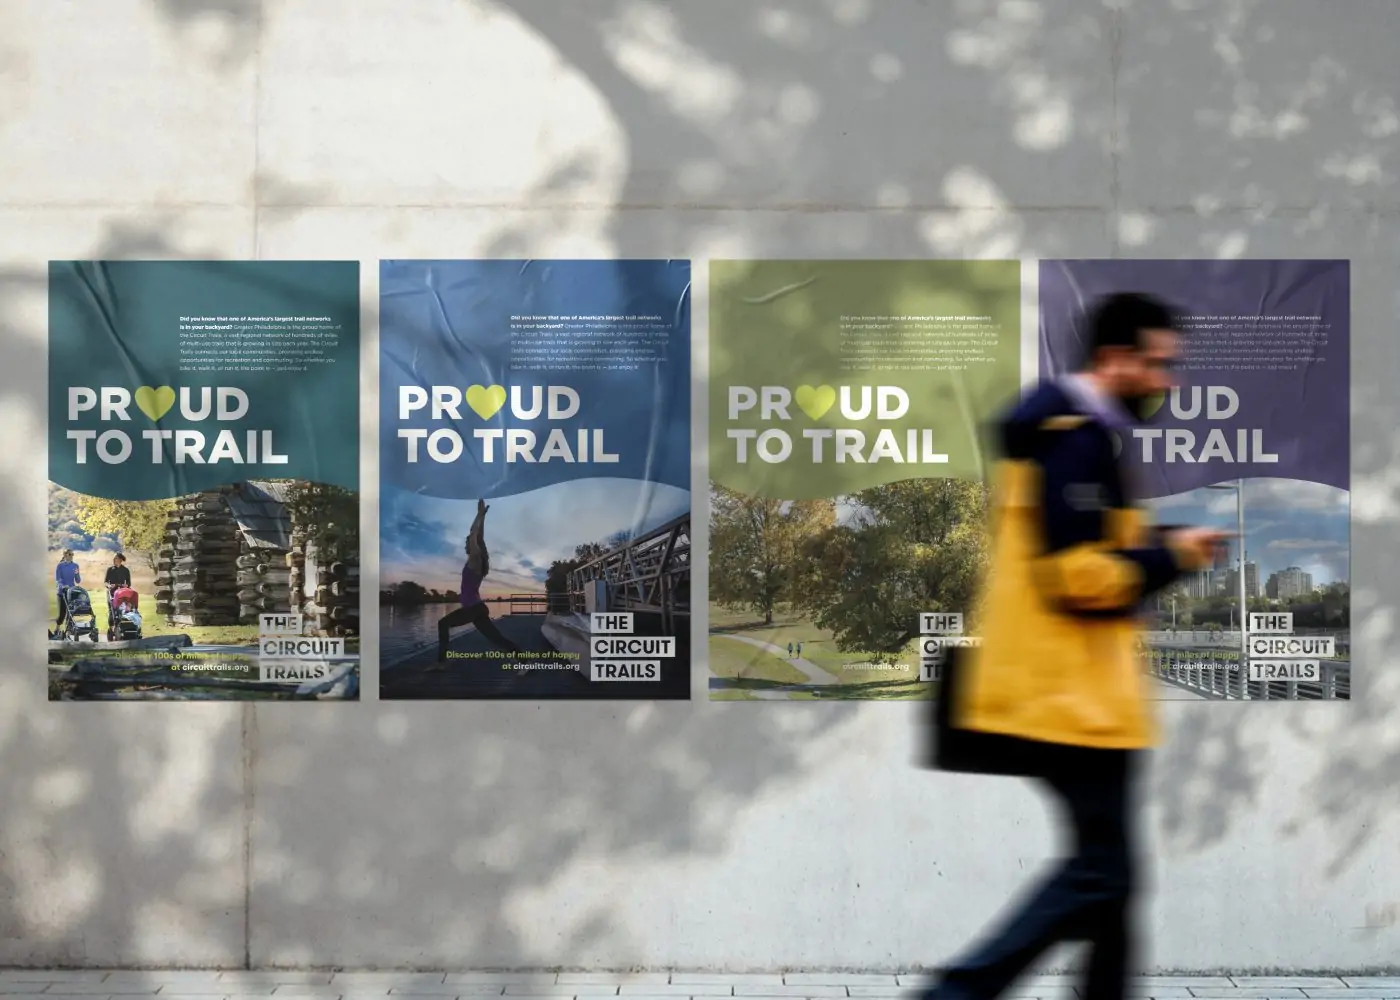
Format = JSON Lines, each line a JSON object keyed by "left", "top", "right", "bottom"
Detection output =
{"left": 0, "top": 968, "right": 1388, "bottom": 1000}
{"left": 713, "top": 633, "right": 841, "bottom": 684}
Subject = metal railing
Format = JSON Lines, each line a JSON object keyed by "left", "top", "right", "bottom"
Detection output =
{"left": 566, "top": 514, "right": 691, "bottom": 633}
{"left": 1145, "top": 645, "right": 1350, "bottom": 700}
{"left": 484, "top": 593, "right": 552, "bottom": 616}
{"left": 1144, "top": 628, "right": 1349, "bottom": 652}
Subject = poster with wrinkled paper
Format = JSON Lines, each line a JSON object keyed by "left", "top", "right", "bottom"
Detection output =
{"left": 1039, "top": 259, "right": 1351, "bottom": 701}
{"left": 47, "top": 261, "right": 362, "bottom": 701}
{"left": 706, "top": 259, "right": 1022, "bottom": 701}
{"left": 379, "top": 259, "right": 692, "bottom": 700}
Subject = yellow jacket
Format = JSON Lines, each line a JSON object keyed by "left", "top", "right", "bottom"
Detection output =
{"left": 957, "top": 381, "right": 1207, "bottom": 750}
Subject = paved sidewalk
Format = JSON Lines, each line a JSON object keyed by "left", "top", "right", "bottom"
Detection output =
{"left": 2, "top": 971, "right": 1400, "bottom": 1000}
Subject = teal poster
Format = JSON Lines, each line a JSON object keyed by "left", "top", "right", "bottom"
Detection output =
{"left": 378, "top": 259, "right": 692, "bottom": 700}
{"left": 47, "top": 261, "right": 362, "bottom": 701}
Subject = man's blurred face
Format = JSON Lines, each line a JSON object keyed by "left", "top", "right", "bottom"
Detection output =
{"left": 1100, "top": 328, "right": 1178, "bottom": 420}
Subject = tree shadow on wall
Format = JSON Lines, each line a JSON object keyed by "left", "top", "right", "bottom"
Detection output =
{"left": 3, "top": 0, "right": 1399, "bottom": 973}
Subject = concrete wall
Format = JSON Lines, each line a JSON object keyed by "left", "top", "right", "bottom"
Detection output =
{"left": 2, "top": 0, "right": 1398, "bottom": 973}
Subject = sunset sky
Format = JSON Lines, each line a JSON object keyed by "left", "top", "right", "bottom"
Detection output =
{"left": 381, "top": 477, "right": 691, "bottom": 600}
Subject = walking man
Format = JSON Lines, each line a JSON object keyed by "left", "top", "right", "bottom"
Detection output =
{"left": 926, "top": 293, "right": 1229, "bottom": 1000}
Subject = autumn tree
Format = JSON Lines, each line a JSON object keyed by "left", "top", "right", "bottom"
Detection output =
{"left": 73, "top": 495, "right": 176, "bottom": 572}
{"left": 795, "top": 478, "right": 990, "bottom": 654}
{"left": 708, "top": 485, "right": 836, "bottom": 625}
{"left": 283, "top": 482, "right": 359, "bottom": 562}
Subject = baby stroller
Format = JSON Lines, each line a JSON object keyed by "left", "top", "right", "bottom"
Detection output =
{"left": 54, "top": 585, "right": 100, "bottom": 642}
{"left": 108, "top": 585, "right": 143, "bottom": 642}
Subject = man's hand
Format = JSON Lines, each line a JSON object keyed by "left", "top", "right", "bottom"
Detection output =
{"left": 1167, "top": 527, "right": 1233, "bottom": 570}
{"left": 477, "top": 499, "right": 489, "bottom": 516}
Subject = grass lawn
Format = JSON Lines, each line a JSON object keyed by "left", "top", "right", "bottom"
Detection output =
{"left": 708, "top": 633, "right": 813, "bottom": 685}
{"left": 709, "top": 603, "right": 927, "bottom": 695}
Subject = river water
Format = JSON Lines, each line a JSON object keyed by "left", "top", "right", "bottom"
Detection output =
{"left": 380, "top": 604, "right": 458, "bottom": 662}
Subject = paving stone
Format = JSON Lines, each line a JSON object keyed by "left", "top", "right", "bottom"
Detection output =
{"left": 219, "top": 977, "right": 336, "bottom": 986}
{"left": 783, "top": 978, "right": 898, "bottom": 988}
{"left": 502, "top": 988, "right": 620, "bottom": 997}
{"left": 50, "top": 986, "right": 160, "bottom": 996}
{"left": 0, "top": 975, "right": 110, "bottom": 984}
{"left": 669, "top": 979, "right": 777, "bottom": 988}
{"left": 443, "top": 979, "right": 556, "bottom": 989}
{"left": 730, "top": 989, "right": 847, "bottom": 998}
{"left": 618, "top": 988, "right": 734, "bottom": 996}
{"left": 157, "top": 986, "right": 277, "bottom": 996}
{"left": 1230, "top": 981, "right": 1344, "bottom": 990}
{"left": 557, "top": 978, "right": 670, "bottom": 987}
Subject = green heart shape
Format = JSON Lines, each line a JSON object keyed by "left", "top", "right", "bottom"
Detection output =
{"left": 1139, "top": 391, "right": 1165, "bottom": 420}
{"left": 794, "top": 384, "right": 836, "bottom": 420}
{"left": 134, "top": 385, "right": 176, "bottom": 422}
{"left": 465, "top": 384, "right": 507, "bottom": 419}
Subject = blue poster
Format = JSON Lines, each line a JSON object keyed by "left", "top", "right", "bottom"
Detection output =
{"left": 378, "top": 259, "right": 693, "bottom": 700}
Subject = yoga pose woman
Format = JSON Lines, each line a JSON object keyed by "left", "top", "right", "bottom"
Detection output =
{"left": 434, "top": 499, "right": 523, "bottom": 665}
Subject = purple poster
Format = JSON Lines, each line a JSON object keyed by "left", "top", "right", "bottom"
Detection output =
{"left": 1040, "top": 260, "right": 1350, "bottom": 702}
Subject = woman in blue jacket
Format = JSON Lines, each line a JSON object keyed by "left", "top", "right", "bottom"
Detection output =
{"left": 54, "top": 549, "right": 81, "bottom": 634}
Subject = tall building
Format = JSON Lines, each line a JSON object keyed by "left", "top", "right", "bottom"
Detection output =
{"left": 1270, "top": 565, "right": 1314, "bottom": 601}
{"left": 1185, "top": 569, "right": 1213, "bottom": 600}
{"left": 1225, "top": 554, "right": 1260, "bottom": 600}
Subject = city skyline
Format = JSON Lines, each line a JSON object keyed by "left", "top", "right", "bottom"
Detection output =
{"left": 1148, "top": 478, "right": 1349, "bottom": 586}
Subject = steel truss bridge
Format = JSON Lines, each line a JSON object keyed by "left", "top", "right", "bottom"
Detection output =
{"left": 565, "top": 513, "right": 691, "bottom": 633}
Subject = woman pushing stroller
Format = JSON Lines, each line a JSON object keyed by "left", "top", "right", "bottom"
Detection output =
{"left": 54, "top": 549, "right": 81, "bottom": 634}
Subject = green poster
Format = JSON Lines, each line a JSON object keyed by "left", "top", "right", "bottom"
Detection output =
{"left": 47, "top": 261, "right": 362, "bottom": 701}
{"left": 707, "top": 260, "right": 1021, "bottom": 701}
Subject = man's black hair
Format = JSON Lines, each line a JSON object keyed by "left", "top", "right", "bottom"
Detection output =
{"left": 113, "top": 553, "right": 125, "bottom": 562}
{"left": 1085, "top": 292, "right": 1178, "bottom": 360}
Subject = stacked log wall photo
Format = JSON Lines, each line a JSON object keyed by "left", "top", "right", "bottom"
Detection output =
{"left": 289, "top": 533, "right": 360, "bottom": 638}
{"left": 154, "top": 491, "right": 243, "bottom": 627}
{"left": 152, "top": 481, "right": 358, "bottom": 636}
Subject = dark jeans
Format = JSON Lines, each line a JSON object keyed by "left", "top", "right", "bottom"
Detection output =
{"left": 438, "top": 602, "right": 522, "bottom": 655}
{"left": 55, "top": 590, "right": 68, "bottom": 629}
{"left": 933, "top": 747, "right": 1139, "bottom": 1000}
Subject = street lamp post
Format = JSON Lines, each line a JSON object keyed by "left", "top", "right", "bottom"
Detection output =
{"left": 1206, "top": 480, "right": 1248, "bottom": 700}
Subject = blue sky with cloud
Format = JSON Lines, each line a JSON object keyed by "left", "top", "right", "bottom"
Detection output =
{"left": 1148, "top": 478, "right": 1349, "bottom": 585}
{"left": 382, "top": 478, "right": 690, "bottom": 596}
